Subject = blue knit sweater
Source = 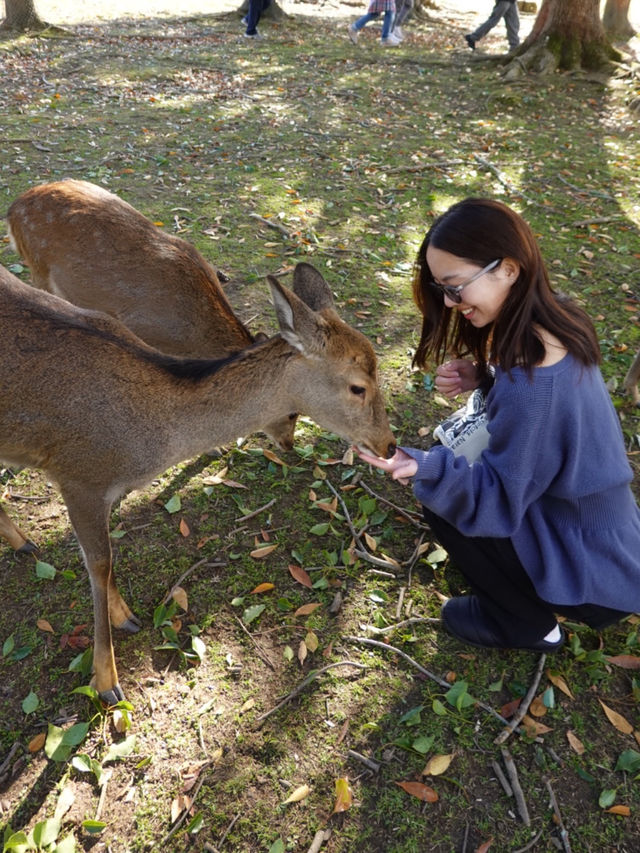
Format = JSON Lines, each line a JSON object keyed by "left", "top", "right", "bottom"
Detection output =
{"left": 402, "top": 354, "right": 640, "bottom": 611}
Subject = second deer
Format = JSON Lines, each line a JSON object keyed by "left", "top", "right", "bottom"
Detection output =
{"left": 0, "top": 261, "right": 395, "bottom": 704}
{"left": 6, "top": 179, "right": 297, "bottom": 449}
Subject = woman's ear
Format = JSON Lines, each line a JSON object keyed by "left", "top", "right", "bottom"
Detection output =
{"left": 501, "top": 257, "right": 521, "bottom": 285}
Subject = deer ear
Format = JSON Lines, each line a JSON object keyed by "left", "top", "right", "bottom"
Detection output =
{"left": 268, "top": 276, "right": 325, "bottom": 355}
{"left": 292, "top": 263, "right": 335, "bottom": 312}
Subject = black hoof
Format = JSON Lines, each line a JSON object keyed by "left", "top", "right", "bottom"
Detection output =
{"left": 119, "top": 615, "right": 142, "bottom": 633}
{"left": 100, "top": 683, "right": 125, "bottom": 705}
{"left": 18, "top": 539, "right": 39, "bottom": 554}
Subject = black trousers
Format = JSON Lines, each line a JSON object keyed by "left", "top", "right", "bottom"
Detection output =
{"left": 422, "top": 507, "right": 628, "bottom": 642}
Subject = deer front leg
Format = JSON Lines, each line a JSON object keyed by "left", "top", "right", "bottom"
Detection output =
{"left": 63, "top": 490, "right": 138, "bottom": 704}
{"left": 0, "top": 504, "right": 38, "bottom": 553}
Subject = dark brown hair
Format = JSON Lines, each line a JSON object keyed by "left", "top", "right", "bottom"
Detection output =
{"left": 412, "top": 198, "right": 600, "bottom": 377}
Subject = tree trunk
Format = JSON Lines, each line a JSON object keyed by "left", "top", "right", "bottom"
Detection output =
{"left": 503, "top": 0, "right": 621, "bottom": 78}
{"left": 602, "top": 0, "right": 635, "bottom": 41}
{"left": 1, "top": 0, "right": 47, "bottom": 31}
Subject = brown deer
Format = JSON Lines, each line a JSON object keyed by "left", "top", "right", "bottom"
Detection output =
{"left": 623, "top": 348, "right": 640, "bottom": 406}
{"left": 0, "top": 261, "right": 395, "bottom": 704}
{"left": 6, "top": 179, "right": 297, "bottom": 449}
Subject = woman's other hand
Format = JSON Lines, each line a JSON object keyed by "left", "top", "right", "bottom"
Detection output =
{"left": 434, "top": 359, "right": 480, "bottom": 398}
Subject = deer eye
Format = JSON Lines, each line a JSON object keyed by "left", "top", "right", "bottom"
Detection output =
{"left": 350, "top": 385, "right": 366, "bottom": 397}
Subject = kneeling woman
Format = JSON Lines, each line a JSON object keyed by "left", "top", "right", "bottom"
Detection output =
{"left": 359, "top": 198, "right": 640, "bottom": 651}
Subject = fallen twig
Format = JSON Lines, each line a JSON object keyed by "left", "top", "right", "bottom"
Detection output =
{"left": 347, "top": 636, "right": 512, "bottom": 728}
{"left": 359, "top": 479, "right": 426, "bottom": 526}
{"left": 494, "top": 653, "right": 546, "bottom": 745}
{"left": 346, "top": 749, "right": 381, "bottom": 773}
{"left": 491, "top": 759, "right": 513, "bottom": 798}
{"left": 500, "top": 747, "right": 530, "bottom": 826}
{"left": 353, "top": 549, "right": 399, "bottom": 571}
{"left": 307, "top": 828, "right": 332, "bottom": 853}
{"left": 235, "top": 497, "right": 276, "bottom": 523}
{"left": 543, "top": 775, "right": 572, "bottom": 853}
{"left": 325, "top": 478, "right": 364, "bottom": 550}
{"left": 387, "top": 159, "right": 465, "bottom": 174}
{"left": 234, "top": 614, "right": 276, "bottom": 672}
{"left": 254, "top": 661, "right": 367, "bottom": 726}
{"left": 361, "top": 616, "right": 439, "bottom": 636}
{"left": 163, "top": 558, "right": 226, "bottom": 605}
{"left": 249, "top": 212, "right": 291, "bottom": 238}
{"left": 160, "top": 764, "right": 211, "bottom": 847}
{"left": 513, "top": 828, "right": 545, "bottom": 852}
{"left": 94, "top": 769, "right": 112, "bottom": 821}
{"left": 573, "top": 216, "right": 625, "bottom": 227}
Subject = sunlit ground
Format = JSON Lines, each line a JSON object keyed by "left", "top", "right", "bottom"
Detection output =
{"left": 32, "top": 0, "right": 640, "bottom": 32}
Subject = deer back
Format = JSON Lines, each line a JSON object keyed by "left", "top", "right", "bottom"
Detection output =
{"left": 6, "top": 179, "right": 253, "bottom": 358}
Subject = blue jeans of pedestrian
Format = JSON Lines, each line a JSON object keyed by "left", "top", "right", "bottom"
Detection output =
{"left": 470, "top": 0, "right": 520, "bottom": 51}
{"left": 353, "top": 10, "right": 394, "bottom": 39}
{"left": 245, "top": 0, "right": 270, "bottom": 35}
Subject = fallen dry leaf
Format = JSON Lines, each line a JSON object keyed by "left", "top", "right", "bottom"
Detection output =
{"left": 529, "top": 695, "right": 548, "bottom": 718}
{"left": 566, "top": 730, "right": 585, "bottom": 755}
{"left": 546, "top": 670, "right": 574, "bottom": 699}
{"left": 251, "top": 582, "right": 275, "bottom": 594}
{"left": 171, "top": 586, "right": 188, "bottom": 611}
{"left": 500, "top": 698, "right": 521, "bottom": 719}
{"left": 28, "top": 732, "right": 46, "bottom": 753}
{"left": 607, "top": 804, "right": 631, "bottom": 816}
{"left": 295, "top": 602, "right": 322, "bottom": 617}
{"left": 333, "top": 776, "right": 353, "bottom": 813}
{"left": 606, "top": 655, "right": 640, "bottom": 670}
{"left": 250, "top": 544, "right": 278, "bottom": 559}
{"left": 422, "top": 754, "right": 454, "bottom": 776}
{"left": 179, "top": 517, "right": 190, "bottom": 537}
{"left": 262, "top": 448, "right": 286, "bottom": 466}
{"left": 395, "top": 781, "right": 438, "bottom": 802}
{"left": 599, "top": 700, "right": 634, "bottom": 734}
{"left": 36, "top": 618, "right": 54, "bottom": 633}
{"left": 521, "top": 715, "right": 553, "bottom": 736}
{"left": 475, "top": 840, "right": 494, "bottom": 853}
{"left": 282, "top": 784, "right": 311, "bottom": 804}
{"left": 288, "top": 563, "right": 312, "bottom": 588}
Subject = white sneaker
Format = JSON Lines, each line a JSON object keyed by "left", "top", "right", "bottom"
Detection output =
{"left": 393, "top": 26, "right": 405, "bottom": 40}
{"left": 381, "top": 32, "right": 401, "bottom": 46}
{"left": 348, "top": 24, "right": 359, "bottom": 44}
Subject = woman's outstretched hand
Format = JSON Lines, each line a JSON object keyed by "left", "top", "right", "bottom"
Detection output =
{"left": 355, "top": 447, "right": 418, "bottom": 485}
{"left": 434, "top": 358, "right": 480, "bottom": 399}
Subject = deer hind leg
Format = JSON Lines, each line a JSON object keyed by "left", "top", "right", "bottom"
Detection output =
{"left": 622, "top": 348, "right": 640, "bottom": 407}
{"left": 63, "top": 489, "right": 139, "bottom": 705}
{"left": 0, "top": 504, "right": 38, "bottom": 553}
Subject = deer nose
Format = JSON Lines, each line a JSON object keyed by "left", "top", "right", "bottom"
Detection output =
{"left": 387, "top": 441, "right": 397, "bottom": 458}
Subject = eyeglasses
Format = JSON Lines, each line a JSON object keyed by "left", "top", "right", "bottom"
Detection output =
{"left": 428, "top": 258, "right": 502, "bottom": 304}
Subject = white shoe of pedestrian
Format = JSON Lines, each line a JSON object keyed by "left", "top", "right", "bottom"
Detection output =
{"left": 393, "top": 26, "right": 405, "bottom": 40}
{"left": 348, "top": 24, "right": 359, "bottom": 44}
{"left": 381, "top": 32, "right": 401, "bottom": 46}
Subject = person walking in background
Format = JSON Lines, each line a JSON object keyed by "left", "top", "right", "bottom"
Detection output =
{"left": 357, "top": 198, "right": 640, "bottom": 653}
{"left": 243, "top": 0, "right": 270, "bottom": 39}
{"left": 464, "top": 0, "right": 520, "bottom": 53}
{"left": 392, "top": 0, "right": 413, "bottom": 41}
{"left": 348, "top": 0, "right": 400, "bottom": 47}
